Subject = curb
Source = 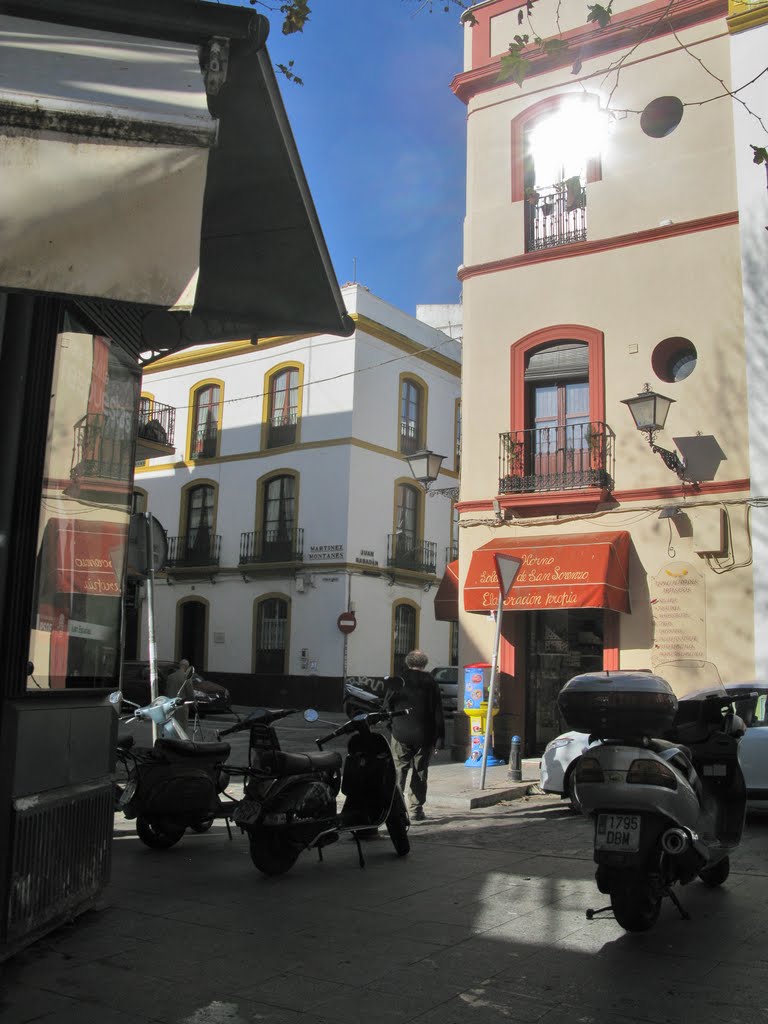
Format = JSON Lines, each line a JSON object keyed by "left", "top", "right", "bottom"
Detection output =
{"left": 430, "top": 781, "right": 538, "bottom": 811}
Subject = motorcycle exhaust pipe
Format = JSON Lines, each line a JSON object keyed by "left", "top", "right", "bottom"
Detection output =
{"left": 661, "top": 827, "right": 689, "bottom": 855}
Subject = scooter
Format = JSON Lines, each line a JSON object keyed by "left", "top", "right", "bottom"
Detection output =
{"left": 114, "top": 690, "right": 233, "bottom": 849}
{"left": 560, "top": 670, "right": 751, "bottom": 932}
{"left": 219, "top": 703, "right": 411, "bottom": 876}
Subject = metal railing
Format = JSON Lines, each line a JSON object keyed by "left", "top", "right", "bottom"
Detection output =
{"left": 387, "top": 534, "right": 437, "bottom": 574}
{"left": 167, "top": 533, "right": 221, "bottom": 567}
{"left": 525, "top": 180, "right": 587, "bottom": 252}
{"left": 240, "top": 528, "right": 305, "bottom": 564}
{"left": 137, "top": 400, "right": 175, "bottom": 448}
{"left": 190, "top": 427, "right": 218, "bottom": 460}
{"left": 71, "top": 414, "right": 133, "bottom": 482}
{"left": 446, "top": 542, "right": 459, "bottom": 564}
{"left": 266, "top": 411, "right": 297, "bottom": 448}
{"left": 498, "top": 421, "right": 614, "bottom": 494}
{"left": 399, "top": 421, "right": 422, "bottom": 455}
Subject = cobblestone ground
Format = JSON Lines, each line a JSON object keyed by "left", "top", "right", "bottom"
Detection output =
{"left": 2, "top": 794, "right": 768, "bottom": 1024}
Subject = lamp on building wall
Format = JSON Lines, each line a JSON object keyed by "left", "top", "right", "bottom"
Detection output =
{"left": 621, "top": 383, "right": 686, "bottom": 479}
{"left": 404, "top": 449, "right": 446, "bottom": 492}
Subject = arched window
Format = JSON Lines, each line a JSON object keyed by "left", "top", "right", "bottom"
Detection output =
{"left": 389, "top": 483, "right": 435, "bottom": 573}
{"left": 392, "top": 603, "right": 418, "bottom": 677}
{"left": 254, "top": 596, "right": 289, "bottom": 674}
{"left": 183, "top": 483, "right": 217, "bottom": 562}
{"left": 399, "top": 376, "right": 425, "bottom": 454}
{"left": 190, "top": 383, "right": 221, "bottom": 459}
{"left": 267, "top": 366, "right": 300, "bottom": 448}
{"left": 261, "top": 474, "right": 297, "bottom": 562}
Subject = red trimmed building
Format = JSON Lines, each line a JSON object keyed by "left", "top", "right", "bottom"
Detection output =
{"left": 451, "top": 0, "right": 754, "bottom": 758}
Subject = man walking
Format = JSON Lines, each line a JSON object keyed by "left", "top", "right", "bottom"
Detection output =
{"left": 389, "top": 650, "right": 445, "bottom": 821}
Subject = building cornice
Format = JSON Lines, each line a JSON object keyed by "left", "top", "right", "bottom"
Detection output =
{"left": 727, "top": 0, "right": 768, "bottom": 31}
{"left": 142, "top": 314, "right": 460, "bottom": 378}
{"left": 452, "top": 0, "right": 728, "bottom": 104}
{"left": 458, "top": 212, "right": 738, "bottom": 282}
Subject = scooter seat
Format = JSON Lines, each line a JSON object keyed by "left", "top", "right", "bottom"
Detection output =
{"left": 269, "top": 750, "right": 343, "bottom": 775}
{"left": 154, "top": 738, "right": 231, "bottom": 760}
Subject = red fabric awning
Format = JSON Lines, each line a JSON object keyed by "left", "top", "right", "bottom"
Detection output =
{"left": 464, "top": 531, "right": 630, "bottom": 614}
{"left": 434, "top": 560, "right": 459, "bottom": 622}
{"left": 40, "top": 517, "right": 127, "bottom": 597}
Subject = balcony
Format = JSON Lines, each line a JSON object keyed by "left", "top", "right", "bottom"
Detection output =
{"left": 190, "top": 427, "right": 218, "bottom": 460}
{"left": 240, "top": 528, "right": 304, "bottom": 565}
{"left": 71, "top": 414, "right": 133, "bottom": 489}
{"left": 387, "top": 534, "right": 437, "bottom": 575}
{"left": 266, "top": 412, "right": 297, "bottom": 449}
{"left": 525, "top": 180, "right": 587, "bottom": 252}
{"left": 167, "top": 532, "right": 221, "bottom": 568}
{"left": 136, "top": 401, "right": 176, "bottom": 461}
{"left": 499, "top": 421, "right": 614, "bottom": 495}
{"left": 399, "top": 421, "right": 422, "bottom": 456}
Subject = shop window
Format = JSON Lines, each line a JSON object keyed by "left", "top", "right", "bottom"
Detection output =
{"left": 254, "top": 596, "right": 289, "bottom": 674}
{"left": 190, "top": 382, "right": 221, "bottom": 460}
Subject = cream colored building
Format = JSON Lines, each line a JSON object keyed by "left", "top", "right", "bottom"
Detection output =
{"left": 452, "top": 0, "right": 757, "bottom": 757}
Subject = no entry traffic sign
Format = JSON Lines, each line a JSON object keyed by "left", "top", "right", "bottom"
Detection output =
{"left": 337, "top": 611, "right": 357, "bottom": 635}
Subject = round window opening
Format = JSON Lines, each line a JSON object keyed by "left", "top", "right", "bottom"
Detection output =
{"left": 641, "top": 96, "right": 684, "bottom": 138}
{"left": 652, "top": 337, "right": 697, "bottom": 383}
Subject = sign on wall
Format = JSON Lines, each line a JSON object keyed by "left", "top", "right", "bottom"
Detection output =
{"left": 650, "top": 561, "right": 706, "bottom": 666}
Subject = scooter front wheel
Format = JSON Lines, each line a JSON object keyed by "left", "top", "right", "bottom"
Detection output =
{"left": 385, "top": 790, "right": 410, "bottom": 857}
{"left": 136, "top": 817, "right": 186, "bottom": 849}
{"left": 189, "top": 816, "right": 214, "bottom": 834}
{"left": 248, "top": 829, "right": 301, "bottom": 876}
{"left": 610, "top": 883, "right": 661, "bottom": 933}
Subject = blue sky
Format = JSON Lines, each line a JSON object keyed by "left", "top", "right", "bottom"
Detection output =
{"left": 234, "top": 1, "right": 468, "bottom": 316}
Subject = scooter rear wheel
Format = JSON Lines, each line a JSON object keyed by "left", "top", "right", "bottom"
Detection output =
{"left": 189, "top": 816, "right": 214, "bottom": 834}
{"left": 248, "top": 829, "right": 301, "bottom": 876}
{"left": 610, "top": 884, "right": 661, "bottom": 932}
{"left": 699, "top": 855, "right": 730, "bottom": 887}
{"left": 136, "top": 817, "right": 186, "bottom": 849}
{"left": 385, "top": 790, "right": 410, "bottom": 857}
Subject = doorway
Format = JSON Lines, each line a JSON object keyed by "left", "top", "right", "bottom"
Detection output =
{"left": 524, "top": 609, "right": 604, "bottom": 754}
{"left": 178, "top": 599, "right": 207, "bottom": 671}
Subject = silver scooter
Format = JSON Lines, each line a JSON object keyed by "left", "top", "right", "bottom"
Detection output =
{"left": 559, "top": 670, "right": 752, "bottom": 932}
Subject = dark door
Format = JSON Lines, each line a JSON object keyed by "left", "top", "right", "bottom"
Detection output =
{"left": 179, "top": 600, "right": 206, "bottom": 671}
{"left": 524, "top": 609, "right": 604, "bottom": 754}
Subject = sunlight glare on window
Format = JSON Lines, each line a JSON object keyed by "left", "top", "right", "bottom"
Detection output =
{"left": 529, "top": 99, "right": 611, "bottom": 188}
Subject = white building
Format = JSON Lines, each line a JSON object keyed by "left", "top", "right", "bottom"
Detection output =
{"left": 133, "top": 284, "right": 462, "bottom": 702}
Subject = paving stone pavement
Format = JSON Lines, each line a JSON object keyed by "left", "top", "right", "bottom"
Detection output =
{"left": 3, "top": 786, "right": 768, "bottom": 1024}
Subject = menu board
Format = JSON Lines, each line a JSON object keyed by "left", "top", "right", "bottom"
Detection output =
{"left": 651, "top": 561, "right": 706, "bottom": 666}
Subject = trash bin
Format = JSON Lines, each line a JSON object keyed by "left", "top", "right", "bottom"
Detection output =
{"left": 463, "top": 662, "right": 504, "bottom": 767}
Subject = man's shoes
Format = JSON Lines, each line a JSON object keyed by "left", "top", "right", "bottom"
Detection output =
{"left": 411, "top": 807, "right": 426, "bottom": 821}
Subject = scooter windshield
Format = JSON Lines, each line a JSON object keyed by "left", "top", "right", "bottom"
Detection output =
{"left": 654, "top": 659, "right": 726, "bottom": 702}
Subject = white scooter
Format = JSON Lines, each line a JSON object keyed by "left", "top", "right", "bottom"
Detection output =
{"left": 559, "top": 670, "right": 751, "bottom": 932}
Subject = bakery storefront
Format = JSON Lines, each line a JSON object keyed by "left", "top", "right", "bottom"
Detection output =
{"left": 463, "top": 532, "right": 631, "bottom": 756}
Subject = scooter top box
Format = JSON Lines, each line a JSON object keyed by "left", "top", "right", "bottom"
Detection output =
{"left": 557, "top": 670, "right": 678, "bottom": 738}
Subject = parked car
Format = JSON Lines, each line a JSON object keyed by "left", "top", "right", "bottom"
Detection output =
{"left": 431, "top": 666, "right": 459, "bottom": 714}
{"left": 539, "top": 681, "right": 768, "bottom": 812}
{"left": 120, "top": 661, "right": 231, "bottom": 716}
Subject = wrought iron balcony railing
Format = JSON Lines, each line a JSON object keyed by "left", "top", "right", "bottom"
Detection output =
{"left": 399, "top": 421, "right": 423, "bottom": 455}
{"left": 499, "top": 421, "right": 614, "bottom": 495}
{"left": 525, "top": 179, "right": 587, "bottom": 252}
{"left": 137, "top": 400, "right": 175, "bottom": 448}
{"left": 266, "top": 411, "right": 297, "bottom": 449}
{"left": 446, "top": 542, "right": 459, "bottom": 564}
{"left": 240, "top": 528, "right": 304, "bottom": 564}
{"left": 190, "top": 427, "right": 218, "bottom": 460}
{"left": 71, "top": 414, "right": 133, "bottom": 482}
{"left": 387, "top": 534, "right": 437, "bottom": 575}
{"left": 167, "top": 533, "right": 221, "bottom": 567}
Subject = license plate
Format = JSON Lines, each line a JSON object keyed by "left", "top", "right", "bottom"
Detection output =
{"left": 595, "top": 813, "right": 641, "bottom": 852}
{"left": 233, "top": 800, "right": 262, "bottom": 826}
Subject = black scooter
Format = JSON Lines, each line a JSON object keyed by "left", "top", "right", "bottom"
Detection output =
{"left": 115, "top": 692, "right": 232, "bottom": 849}
{"left": 219, "top": 704, "right": 411, "bottom": 876}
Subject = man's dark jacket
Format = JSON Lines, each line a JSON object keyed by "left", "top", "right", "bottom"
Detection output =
{"left": 388, "top": 669, "right": 445, "bottom": 749}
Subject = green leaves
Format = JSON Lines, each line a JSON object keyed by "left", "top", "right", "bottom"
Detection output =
{"left": 276, "top": 60, "right": 304, "bottom": 85}
{"left": 586, "top": 2, "right": 613, "bottom": 28}
{"left": 498, "top": 34, "right": 532, "bottom": 85}
{"left": 752, "top": 145, "right": 768, "bottom": 166}
{"left": 280, "top": 0, "right": 311, "bottom": 35}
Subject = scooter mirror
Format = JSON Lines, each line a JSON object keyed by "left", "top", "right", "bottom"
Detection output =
{"left": 303, "top": 709, "right": 319, "bottom": 723}
{"left": 108, "top": 691, "right": 122, "bottom": 706}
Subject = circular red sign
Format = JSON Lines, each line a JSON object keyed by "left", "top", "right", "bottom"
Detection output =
{"left": 337, "top": 612, "right": 357, "bottom": 635}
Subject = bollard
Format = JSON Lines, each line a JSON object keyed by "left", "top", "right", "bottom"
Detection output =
{"left": 508, "top": 735, "right": 522, "bottom": 781}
